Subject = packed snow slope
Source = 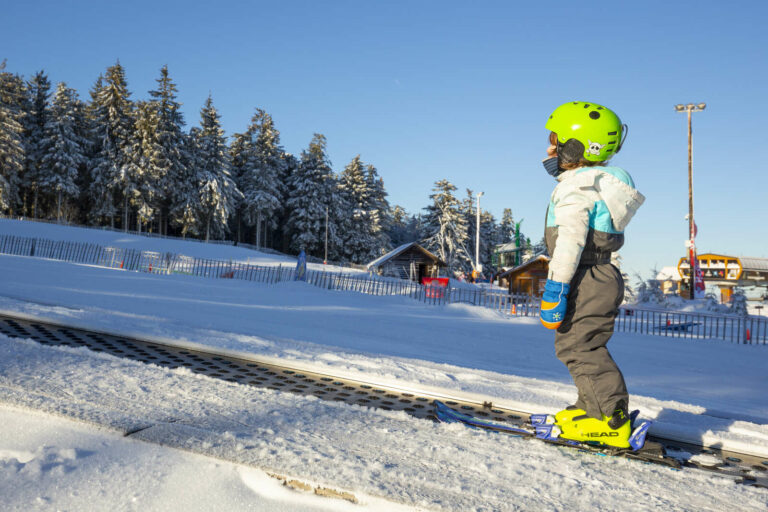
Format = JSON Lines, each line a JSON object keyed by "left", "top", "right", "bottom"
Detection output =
{"left": 0, "top": 404, "right": 409, "bottom": 512}
{"left": 0, "top": 219, "right": 766, "bottom": 510}
{"left": 1, "top": 336, "right": 766, "bottom": 511}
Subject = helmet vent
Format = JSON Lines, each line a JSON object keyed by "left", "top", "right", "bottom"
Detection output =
{"left": 589, "top": 111, "right": 600, "bottom": 120}
{"left": 583, "top": 103, "right": 591, "bottom": 108}
{"left": 607, "top": 131, "right": 617, "bottom": 135}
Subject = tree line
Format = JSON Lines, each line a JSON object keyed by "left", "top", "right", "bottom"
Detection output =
{"left": 0, "top": 59, "right": 537, "bottom": 272}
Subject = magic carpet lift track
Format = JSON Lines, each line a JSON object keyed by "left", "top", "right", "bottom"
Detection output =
{"left": 0, "top": 312, "right": 766, "bottom": 488}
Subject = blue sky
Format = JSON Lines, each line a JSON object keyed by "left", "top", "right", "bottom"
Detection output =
{"left": 3, "top": 0, "right": 767, "bottom": 277}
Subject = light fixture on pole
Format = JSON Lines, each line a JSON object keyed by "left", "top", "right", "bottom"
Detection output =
{"left": 674, "top": 102, "right": 706, "bottom": 299}
{"left": 475, "top": 191, "right": 484, "bottom": 274}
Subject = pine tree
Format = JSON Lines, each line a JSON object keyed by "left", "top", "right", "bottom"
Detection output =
{"left": 240, "top": 109, "right": 284, "bottom": 248}
{"left": 89, "top": 62, "right": 134, "bottom": 227}
{"left": 479, "top": 210, "right": 499, "bottom": 274}
{"left": 387, "top": 205, "right": 414, "bottom": 247}
{"left": 499, "top": 208, "right": 515, "bottom": 244}
{"left": 272, "top": 152, "right": 298, "bottom": 252}
{"left": 168, "top": 129, "right": 199, "bottom": 238}
{"left": 195, "top": 96, "right": 240, "bottom": 241}
{"left": 127, "top": 101, "right": 161, "bottom": 231}
{"left": 228, "top": 130, "right": 250, "bottom": 242}
{"left": 147, "top": 65, "right": 186, "bottom": 235}
{"left": 39, "top": 82, "right": 85, "bottom": 221}
{"left": 338, "top": 155, "right": 372, "bottom": 262}
{"left": 423, "top": 179, "right": 471, "bottom": 272}
{"left": 23, "top": 70, "right": 51, "bottom": 217}
{"left": 336, "top": 156, "right": 390, "bottom": 263}
{"left": 0, "top": 63, "right": 26, "bottom": 214}
{"left": 75, "top": 74, "right": 105, "bottom": 224}
{"left": 285, "top": 134, "right": 341, "bottom": 257}
{"left": 365, "top": 163, "right": 391, "bottom": 257}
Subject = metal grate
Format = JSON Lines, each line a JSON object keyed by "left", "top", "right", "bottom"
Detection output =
{"left": 0, "top": 314, "right": 522, "bottom": 422}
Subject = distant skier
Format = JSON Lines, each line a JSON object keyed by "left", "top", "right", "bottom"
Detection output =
{"left": 538, "top": 101, "right": 645, "bottom": 448}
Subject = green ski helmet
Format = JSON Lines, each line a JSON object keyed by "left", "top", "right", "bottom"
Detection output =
{"left": 545, "top": 101, "right": 627, "bottom": 163}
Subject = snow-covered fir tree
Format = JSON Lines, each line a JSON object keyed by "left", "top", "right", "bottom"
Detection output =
{"left": 23, "top": 70, "right": 51, "bottom": 217}
{"left": 168, "top": 129, "right": 200, "bottom": 238}
{"left": 240, "top": 109, "right": 284, "bottom": 248}
{"left": 147, "top": 65, "right": 187, "bottom": 235}
{"left": 272, "top": 152, "right": 298, "bottom": 252}
{"left": 387, "top": 205, "right": 411, "bottom": 247}
{"left": 479, "top": 210, "right": 500, "bottom": 274}
{"left": 88, "top": 62, "right": 134, "bottom": 227}
{"left": 127, "top": 101, "right": 161, "bottom": 231}
{"left": 194, "top": 96, "right": 240, "bottom": 241}
{"left": 422, "top": 179, "right": 472, "bottom": 272}
{"left": 38, "top": 82, "right": 85, "bottom": 221}
{"left": 365, "top": 163, "right": 391, "bottom": 258}
{"left": 76, "top": 74, "right": 105, "bottom": 223}
{"left": 387, "top": 206, "right": 424, "bottom": 248}
{"left": 633, "top": 268, "right": 668, "bottom": 306}
{"left": 285, "top": 134, "right": 341, "bottom": 258}
{"left": 730, "top": 288, "right": 748, "bottom": 316}
{"left": 228, "top": 131, "right": 250, "bottom": 242}
{"left": 0, "top": 63, "right": 26, "bottom": 214}
{"left": 338, "top": 155, "right": 375, "bottom": 263}
{"left": 499, "top": 208, "right": 515, "bottom": 244}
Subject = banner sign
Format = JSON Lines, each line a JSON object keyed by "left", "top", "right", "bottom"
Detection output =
{"left": 294, "top": 250, "right": 307, "bottom": 282}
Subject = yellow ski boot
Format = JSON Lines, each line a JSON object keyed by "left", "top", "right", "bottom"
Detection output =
{"left": 558, "top": 404, "right": 631, "bottom": 449}
{"left": 554, "top": 405, "right": 586, "bottom": 425}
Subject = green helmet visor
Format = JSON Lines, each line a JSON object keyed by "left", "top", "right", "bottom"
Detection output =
{"left": 545, "top": 101, "right": 627, "bottom": 162}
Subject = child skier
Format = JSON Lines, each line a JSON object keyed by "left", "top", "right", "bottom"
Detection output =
{"left": 539, "top": 101, "right": 645, "bottom": 448}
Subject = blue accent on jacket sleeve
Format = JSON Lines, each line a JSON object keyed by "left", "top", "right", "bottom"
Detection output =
{"left": 589, "top": 200, "right": 622, "bottom": 234}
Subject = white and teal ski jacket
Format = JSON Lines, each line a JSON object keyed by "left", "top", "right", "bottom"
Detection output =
{"left": 545, "top": 166, "right": 645, "bottom": 284}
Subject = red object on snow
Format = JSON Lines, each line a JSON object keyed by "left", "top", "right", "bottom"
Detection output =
{"left": 421, "top": 277, "right": 449, "bottom": 299}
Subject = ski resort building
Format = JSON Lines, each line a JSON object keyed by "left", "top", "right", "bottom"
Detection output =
{"left": 676, "top": 253, "right": 768, "bottom": 302}
{"left": 366, "top": 242, "right": 446, "bottom": 282}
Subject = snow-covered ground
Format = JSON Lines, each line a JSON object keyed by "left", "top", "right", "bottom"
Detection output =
{"left": 0, "top": 404, "right": 406, "bottom": 512}
{"left": 0, "top": 219, "right": 767, "bottom": 510}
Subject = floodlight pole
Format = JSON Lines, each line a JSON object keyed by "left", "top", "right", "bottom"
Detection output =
{"left": 675, "top": 103, "right": 706, "bottom": 299}
{"left": 475, "top": 192, "right": 484, "bottom": 273}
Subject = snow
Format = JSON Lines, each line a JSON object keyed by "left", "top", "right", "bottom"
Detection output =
{"left": 0, "top": 218, "right": 767, "bottom": 510}
{"left": 0, "top": 405, "right": 406, "bottom": 512}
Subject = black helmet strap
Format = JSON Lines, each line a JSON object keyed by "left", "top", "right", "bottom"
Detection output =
{"left": 616, "top": 124, "right": 628, "bottom": 154}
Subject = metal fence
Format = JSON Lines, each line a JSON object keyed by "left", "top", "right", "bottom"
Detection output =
{"left": 0, "top": 233, "right": 764, "bottom": 344}
{"left": 615, "top": 308, "right": 766, "bottom": 344}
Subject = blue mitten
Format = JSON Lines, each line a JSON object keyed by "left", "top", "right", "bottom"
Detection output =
{"left": 540, "top": 279, "right": 570, "bottom": 329}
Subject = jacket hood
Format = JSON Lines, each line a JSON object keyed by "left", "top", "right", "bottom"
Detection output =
{"left": 594, "top": 170, "right": 645, "bottom": 232}
{"left": 558, "top": 167, "right": 645, "bottom": 232}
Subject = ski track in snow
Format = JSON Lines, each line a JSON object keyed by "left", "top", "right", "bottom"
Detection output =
{"left": 0, "top": 336, "right": 766, "bottom": 511}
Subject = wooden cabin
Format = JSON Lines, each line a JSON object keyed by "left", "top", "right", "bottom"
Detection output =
{"left": 366, "top": 242, "right": 446, "bottom": 282}
{"left": 497, "top": 255, "right": 550, "bottom": 297}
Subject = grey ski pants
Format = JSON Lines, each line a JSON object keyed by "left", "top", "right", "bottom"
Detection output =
{"left": 555, "top": 263, "right": 627, "bottom": 420}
